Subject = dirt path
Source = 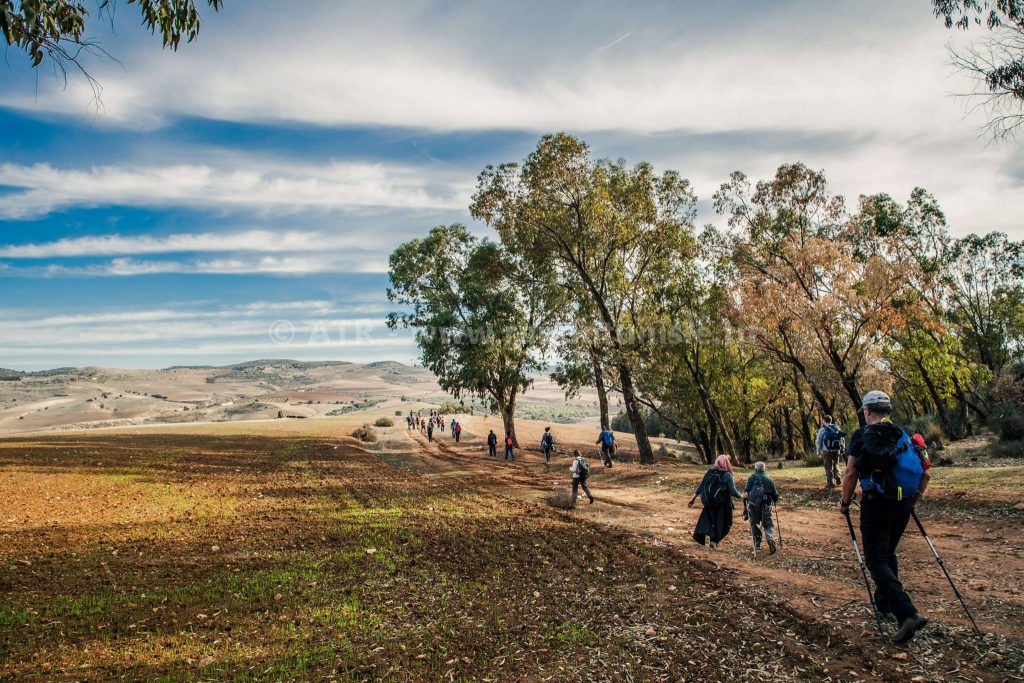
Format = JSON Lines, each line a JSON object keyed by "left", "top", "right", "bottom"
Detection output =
{"left": 384, "top": 424, "right": 1023, "bottom": 680}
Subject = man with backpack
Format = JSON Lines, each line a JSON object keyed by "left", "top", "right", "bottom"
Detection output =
{"left": 454, "top": 422, "right": 462, "bottom": 443}
{"left": 487, "top": 429, "right": 498, "bottom": 458}
{"left": 541, "top": 426, "right": 555, "bottom": 463}
{"left": 816, "top": 416, "right": 846, "bottom": 489}
{"left": 569, "top": 449, "right": 595, "bottom": 504}
{"left": 504, "top": 433, "right": 515, "bottom": 461}
{"left": 427, "top": 421, "right": 434, "bottom": 442}
{"left": 596, "top": 427, "right": 616, "bottom": 468}
{"left": 743, "top": 461, "right": 780, "bottom": 553}
{"left": 839, "top": 390, "right": 931, "bottom": 644}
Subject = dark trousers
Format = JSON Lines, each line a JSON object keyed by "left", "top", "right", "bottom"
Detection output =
{"left": 601, "top": 444, "right": 613, "bottom": 467}
{"left": 455, "top": 432, "right": 461, "bottom": 442}
{"left": 861, "top": 493, "right": 917, "bottom": 622}
{"left": 543, "top": 446, "right": 552, "bottom": 462}
{"left": 572, "top": 477, "right": 593, "bottom": 502}
{"left": 505, "top": 445, "right": 514, "bottom": 460}
{"left": 488, "top": 443, "right": 497, "bottom": 457}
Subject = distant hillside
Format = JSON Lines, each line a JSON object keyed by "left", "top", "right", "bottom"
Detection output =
{"left": 166, "top": 359, "right": 355, "bottom": 371}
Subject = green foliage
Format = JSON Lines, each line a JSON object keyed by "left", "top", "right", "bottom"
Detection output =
{"left": 387, "top": 225, "right": 559, "bottom": 444}
{"left": 611, "top": 411, "right": 632, "bottom": 433}
{"left": 0, "top": 0, "right": 222, "bottom": 69}
{"left": 374, "top": 417, "right": 394, "bottom": 428}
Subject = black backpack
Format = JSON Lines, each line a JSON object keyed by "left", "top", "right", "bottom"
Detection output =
{"left": 576, "top": 457, "right": 590, "bottom": 479}
{"left": 747, "top": 475, "right": 772, "bottom": 506}
{"left": 701, "top": 470, "right": 728, "bottom": 507}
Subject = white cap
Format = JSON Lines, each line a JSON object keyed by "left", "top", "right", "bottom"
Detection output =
{"left": 860, "top": 390, "right": 892, "bottom": 411}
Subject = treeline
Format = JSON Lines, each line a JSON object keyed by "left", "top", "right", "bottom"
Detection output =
{"left": 387, "top": 134, "right": 1024, "bottom": 464}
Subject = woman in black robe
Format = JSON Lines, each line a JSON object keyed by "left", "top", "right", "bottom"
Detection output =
{"left": 688, "top": 455, "right": 742, "bottom": 548}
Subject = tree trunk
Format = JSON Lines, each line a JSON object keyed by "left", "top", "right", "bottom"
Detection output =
{"left": 591, "top": 348, "right": 610, "bottom": 430}
{"left": 617, "top": 363, "right": 655, "bottom": 464}
{"left": 784, "top": 409, "right": 795, "bottom": 460}
{"left": 914, "top": 356, "right": 956, "bottom": 437}
{"left": 499, "top": 392, "right": 518, "bottom": 448}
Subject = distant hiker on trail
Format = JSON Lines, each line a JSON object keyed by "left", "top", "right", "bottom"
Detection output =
{"left": 504, "top": 434, "right": 515, "bottom": 461}
{"left": 541, "top": 427, "right": 554, "bottom": 463}
{"left": 454, "top": 422, "right": 462, "bottom": 443}
{"left": 816, "top": 415, "right": 846, "bottom": 489}
{"left": 451, "top": 418, "right": 457, "bottom": 433}
{"left": 439, "top": 418, "right": 444, "bottom": 432}
{"left": 743, "top": 461, "right": 780, "bottom": 554}
{"left": 570, "top": 449, "right": 595, "bottom": 504}
{"left": 487, "top": 430, "right": 498, "bottom": 458}
{"left": 597, "top": 428, "right": 615, "bottom": 468}
{"left": 688, "top": 455, "right": 742, "bottom": 548}
{"left": 839, "top": 390, "right": 930, "bottom": 644}
{"left": 427, "top": 422, "right": 434, "bottom": 442}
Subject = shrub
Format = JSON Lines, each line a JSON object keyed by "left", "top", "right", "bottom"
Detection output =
{"left": 394, "top": 410, "right": 403, "bottom": 416}
{"left": 996, "top": 409, "right": 1024, "bottom": 442}
{"left": 374, "top": 417, "right": 394, "bottom": 428}
{"left": 352, "top": 424, "right": 378, "bottom": 443}
{"left": 611, "top": 411, "right": 633, "bottom": 433}
{"left": 904, "top": 416, "right": 945, "bottom": 448}
{"left": 801, "top": 450, "right": 820, "bottom": 468}
{"left": 438, "top": 401, "right": 471, "bottom": 415}
{"left": 989, "top": 439, "right": 1024, "bottom": 458}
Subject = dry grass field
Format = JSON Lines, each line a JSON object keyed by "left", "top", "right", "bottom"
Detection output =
{"left": 1, "top": 412, "right": 1021, "bottom": 681}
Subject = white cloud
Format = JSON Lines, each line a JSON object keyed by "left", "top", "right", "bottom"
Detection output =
{"left": 5, "top": 254, "right": 387, "bottom": 276}
{"left": 0, "top": 160, "right": 469, "bottom": 219}
{"left": 0, "top": 230, "right": 357, "bottom": 258}
{"left": 0, "top": 1, "right": 992, "bottom": 136}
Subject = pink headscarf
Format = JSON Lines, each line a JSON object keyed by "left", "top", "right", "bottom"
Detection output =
{"left": 714, "top": 455, "right": 733, "bottom": 474}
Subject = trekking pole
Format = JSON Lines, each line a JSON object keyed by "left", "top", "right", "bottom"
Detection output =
{"left": 774, "top": 504, "right": 783, "bottom": 548}
{"left": 910, "top": 509, "right": 983, "bottom": 636}
{"left": 843, "top": 509, "right": 884, "bottom": 638}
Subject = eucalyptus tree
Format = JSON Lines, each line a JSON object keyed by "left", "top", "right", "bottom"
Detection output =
{"left": 386, "top": 224, "right": 562, "bottom": 447}
{"left": 471, "top": 133, "right": 698, "bottom": 464}
{"left": 715, "top": 163, "right": 918, "bottom": 424}
{"left": 2, "top": 0, "right": 222, "bottom": 77}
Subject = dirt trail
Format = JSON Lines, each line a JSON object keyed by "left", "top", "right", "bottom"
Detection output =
{"left": 385, "top": 423, "right": 1023, "bottom": 679}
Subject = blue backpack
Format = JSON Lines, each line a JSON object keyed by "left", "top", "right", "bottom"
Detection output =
{"left": 601, "top": 430, "right": 614, "bottom": 446}
{"left": 860, "top": 430, "right": 923, "bottom": 501}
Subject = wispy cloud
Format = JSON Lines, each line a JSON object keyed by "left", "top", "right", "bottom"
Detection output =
{"left": 0, "top": 160, "right": 469, "bottom": 219}
{"left": 0, "top": 254, "right": 390, "bottom": 276}
{"left": 0, "top": 230, "right": 359, "bottom": 258}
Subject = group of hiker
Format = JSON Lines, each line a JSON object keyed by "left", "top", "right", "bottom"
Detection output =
{"left": 409, "top": 387, "right": 948, "bottom": 645}
{"left": 683, "top": 389, "right": 935, "bottom": 644}
{"left": 406, "top": 410, "right": 462, "bottom": 443}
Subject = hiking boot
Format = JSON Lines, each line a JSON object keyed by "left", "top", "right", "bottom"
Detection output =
{"left": 875, "top": 609, "right": 898, "bottom": 624}
{"left": 767, "top": 539, "right": 777, "bottom": 554}
{"left": 891, "top": 613, "right": 927, "bottom": 644}
{"left": 588, "top": 496, "right": 595, "bottom": 504}
{"left": 709, "top": 542, "right": 718, "bottom": 549}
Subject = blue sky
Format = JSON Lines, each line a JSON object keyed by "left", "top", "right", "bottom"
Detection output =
{"left": 1, "top": 0, "right": 1021, "bottom": 370}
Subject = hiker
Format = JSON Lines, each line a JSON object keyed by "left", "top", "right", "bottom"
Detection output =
{"left": 454, "top": 422, "right": 462, "bottom": 443}
{"left": 541, "top": 427, "right": 554, "bottom": 463}
{"left": 504, "top": 433, "right": 515, "bottom": 461}
{"left": 596, "top": 427, "right": 616, "bottom": 468}
{"left": 487, "top": 430, "right": 498, "bottom": 458}
{"left": 570, "top": 449, "right": 595, "bottom": 504}
{"left": 427, "top": 422, "right": 434, "bottom": 442}
{"left": 743, "top": 461, "right": 780, "bottom": 553}
{"left": 816, "top": 416, "right": 846, "bottom": 489}
{"left": 451, "top": 418, "right": 457, "bottom": 433}
{"left": 688, "top": 455, "right": 742, "bottom": 548}
{"left": 439, "top": 418, "right": 444, "bottom": 432}
{"left": 839, "top": 390, "right": 931, "bottom": 644}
